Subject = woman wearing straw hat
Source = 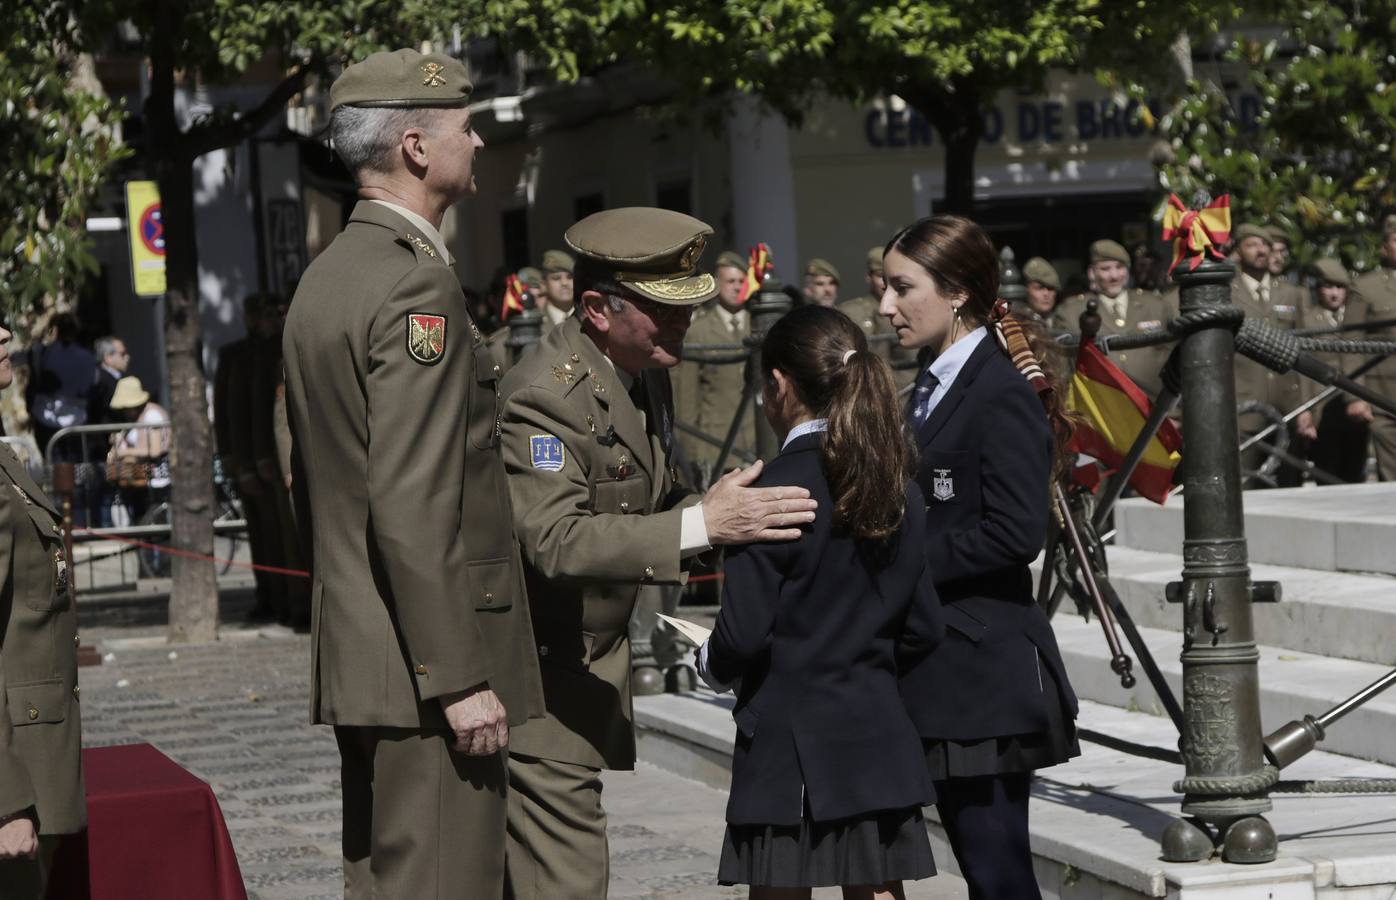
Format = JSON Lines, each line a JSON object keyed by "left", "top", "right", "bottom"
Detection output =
{"left": 107, "top": 376, "right": 170, "bottom": 520}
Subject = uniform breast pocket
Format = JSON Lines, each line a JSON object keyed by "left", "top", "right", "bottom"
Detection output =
{"left": 921, "top": 451, "right": 975, "bottom": 507}
{"left": 23, "top": 508, "right": 67, "bottom": 612}
{"left": 592, "top": 475, "right": 650, "bottom": 515}
{"left": 468, "top": 349, "right": 502, "bottom": 450}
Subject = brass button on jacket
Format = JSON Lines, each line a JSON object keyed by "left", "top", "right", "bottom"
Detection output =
{"left": 415, "top": 664, "right": 428, "bottom": 675}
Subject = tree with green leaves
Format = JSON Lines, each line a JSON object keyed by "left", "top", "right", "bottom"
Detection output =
{"left": 1155, "top": 1, "right": 1395, "bottom": 270}
{"left": 2, "top": 7, "right": 127, "bottom": 325}
{"left": 482, "top": 0, "right": 1242, "bottom": 214}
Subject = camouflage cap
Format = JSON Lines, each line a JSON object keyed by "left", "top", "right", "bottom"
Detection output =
{"left": 1312, "top": 257, "right": 1352, "bottom": 287}
{"left": 1384, "top": 214, "right": 1396, "bottom": 236}
{"left": 331, "top": 49, "right": 472, "bottom": 113}
{"left": 715, "top": 251, "right": 747, "bottom": 273}
{"left": 518, "top": 266, "right": 544, "bottom": 288}
{"left": 866, "top": 246, "right": 885, "bottom": 274}
{"left": 1264, "top": 224, "right": 1289, "bottom": 245}
{"left": 541, "top": 249, "right": 575, "bottom": 274}
{"left": 565, "top": 207, "right": 717, "bottom": 305}
{"left": 805, "top": 258, "right": 840, "bottom": 282}
{"left": 1023, "top": 257, "right": 1060, "bottom": 290}
{"left": 1233, "top": 223, "right": 1270, "bottom": 244}
{"left": 1089, "top": 240, "right": 1130, "bottom": 265}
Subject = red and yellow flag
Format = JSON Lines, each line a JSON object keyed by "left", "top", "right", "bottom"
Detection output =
{"left": 1161, "top": 193, "right": 1231, "bottom": 274}
{"left": 738, "top": 243, "right": 773, "bottom": 304}
{"left": 1067, "top": 340, "right": 1181, "bottom": 504}
{"left": 501, "top": 273, "right": 526, "bottom": 321}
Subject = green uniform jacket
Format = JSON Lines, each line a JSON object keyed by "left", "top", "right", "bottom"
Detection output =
{"left": 0, "top": 447, "right": 83, "bottom": 835}
{"left": 1230, "top": 276, "right": 1308, "bottom": 414}
{"left": 836, "top": 295, "right": 916, "bottom": 386}
{"left": 1054, "top": 288, "right": 1176, "bottom": 398}
{"left": 500, "top": 317, "right": 698, "bottom": 771}
{"left": 1348, "top": 267, "right": 1396, "bottom": 401}
{"left": 672, "top": 302, "right": 755, "bottom": 481}
{"left": 283, "top": 201, "right": 544, "bottom": 731}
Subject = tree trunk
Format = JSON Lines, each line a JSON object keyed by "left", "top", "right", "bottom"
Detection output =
{"left": 148, "top": 0, "right": 218, "bottom": 643}
{"left": 904, "top": 81, "right": 983, "bottom": 217}
{"left": 156, "top": 156, "right": 219, "bottom": 643}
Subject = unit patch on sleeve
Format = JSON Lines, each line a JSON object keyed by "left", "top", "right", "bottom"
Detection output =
{"left": 407, "top": 313, "right": 446, "bottom": 365}
{"left": 530, "top": 435, "right": 567, "bottom": 471}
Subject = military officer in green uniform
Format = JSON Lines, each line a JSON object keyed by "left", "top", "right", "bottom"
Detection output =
{"left": 802, "top": 257, "right": 840, "bottom": 307}
{"left": 498, "top": 207, "right": 818, "bottom": 899}
{"left": 673, "top": 250, "right": 756, "bottom": 484}
{"left": 1307, "top": 258, "right": 1370, "bottom": 482}
{"left": 283, "top": 49, "right": 544, "bottom": 900}
{"left": 539, "top": 249, "right": 576, "bottom": 328}
{"left": 1022, "top": 256, "right": 1062, "bottom": 326}
{"left": 1055, "top": 239, "right": 1175, "bottom": 398}
{"left": 836, "top": 246, "right": 915, "bottom": 386}
{"left": 1229, "top": 223, "right": 1315, "bottom": 484}
{"left": 0, "top": 322, "right": 84, "bottom": 899}
{"left": 1344, "top": 215, "right": 1396, "bottom": 479}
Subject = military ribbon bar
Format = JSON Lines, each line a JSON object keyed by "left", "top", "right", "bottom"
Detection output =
{"left": 1161, "top": 193, "right": 1232, "bottom": 275}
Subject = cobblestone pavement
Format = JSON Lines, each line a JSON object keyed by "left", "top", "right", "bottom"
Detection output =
{"left": 78, "top": 598, "right": 965, "bottom": 899}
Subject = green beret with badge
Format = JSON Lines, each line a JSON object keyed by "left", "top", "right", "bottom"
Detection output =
{"left": 805, "top": 258, "right": 840, "bottom": 282}
{"left": 1313, "top": 257, "right": 1351, "bottom": 288}
{"left": 330, "top": 49, "right": 472, "bottom": 112}
{"left": 519, "top": 267, "right": 544, "bottom": 289}
{"left": 1263, "top": 224, "right": 1289, "bottom": 245}
{"left": 1023, "top": 257, "right": 1059, "bottom": 290}
{"left": 542, "top": 249, "right": 575, "bottom": 274}
{"left": 1089, "top": 239, "right": 1129, "bottom": 265}
{"left": 715, "top": 250, "right": 747, "bottom": 273}
{"left": 565, "top": 207, "right": 718, "bottom": 305}
{"left": 1233, "top": 223, "right": 1269, "bottom": 245}
{"left": 866, "top": 246, "right": 885, "bottom": 275}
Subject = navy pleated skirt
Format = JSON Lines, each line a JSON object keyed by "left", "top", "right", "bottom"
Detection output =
{"left": 718, "top": 806, "right": 935, "bottom": 888}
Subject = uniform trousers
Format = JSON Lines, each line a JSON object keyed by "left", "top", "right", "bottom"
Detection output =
{"left": 504, "top": 753, "right": 608, "bottom": 900}
{"left": 934, "top": 773, "right": 1040, "bottom": 900}
{"left": 1371, "top": 415, "right": 1396, "bottom": 481}
{"left": 0, "top": 834, "right": 60, "bottom": 900}
{"left": 336, "top": 725, "right": 507, "bottom": 900}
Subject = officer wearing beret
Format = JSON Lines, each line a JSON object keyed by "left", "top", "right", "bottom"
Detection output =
{"left": 540, "top": 249, "right": 576, "bottom": 327}
{"left": 1308, "top": 259, "right": 1369, "bottom": 483}
{"left": 283, "top": 48, "right": 544, "bottom": 899}
{"left": 1344, "top": 214, "right": 1396, "bottom": 479}
{"left": 803, "top": 258, "right": 840, "bottom": 307}
{"left": 836, "top": 246, "right": 915, "bottom": 386}
{"left": 1021, "top": 256, "right": 1061, "bottom": 326}
{"left": 1230, "top": 223, "right": 1314, "bottom": 484}
{"left": 1055, "top": 239, "right": 1176, "bottom": 398}
{"left": 0, "top": 321, "right": 84, "bottom": 899}
{"left": 1266, "top": 224, "right": 1296, "bottom": 283}
{"left": 498, "top": 207, "right": 818, "bottom": 899}
{"left": 673, "top": 250, "right": 756, "bottom": 484}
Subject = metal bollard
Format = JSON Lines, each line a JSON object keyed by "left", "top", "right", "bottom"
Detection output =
{"left": 1161, "top": 252, "right": 1277, "bottom": 864}
{"left": 998, "top": 246, "right": 1027, "bottom": 314}
{"left": 744, "top": 272, "right": 792, "bottom": 460}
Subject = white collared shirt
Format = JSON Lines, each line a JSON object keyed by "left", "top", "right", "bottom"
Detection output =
{"left": 781, "top": 418, "right": 827, "bottom": 450}
{"left": 920, "top": 327, "right": 988, "bottom": 419}
{"left": 712, "top": 303, "right": 748, "bottom": 335}
{"left": 1241, "top": 271, "right": 1271, "bottom": 305}
{"left": 368, "top": 199, "right": 452, "bottom": 264}
{"left": 544, "top": 304, "right": 569, "bottom": 327}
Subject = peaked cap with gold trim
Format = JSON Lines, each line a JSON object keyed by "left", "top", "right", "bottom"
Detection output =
{"left": 565, "top": 207, "right": 718, "bottom": 305}
{"left": 331, "top": 49, "right": 472, "bottom": 113}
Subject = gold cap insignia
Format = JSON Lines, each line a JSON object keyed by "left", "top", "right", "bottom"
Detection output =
{"left": 679, "top": 237, "right": 705, "bottom": 274}
{"left": 421, "top": 62, "right": 447, "bottom": 87}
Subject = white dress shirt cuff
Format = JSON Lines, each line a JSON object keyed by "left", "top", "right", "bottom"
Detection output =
{"left": 696, "top": 639, "right": 736, "bottom": 694}
{"left": 680, "top": 503, "right": 711, "bottom": 557}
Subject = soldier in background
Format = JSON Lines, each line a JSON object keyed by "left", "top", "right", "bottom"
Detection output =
{"left": 836, "top": 246, "right": 915, "bottom": 386}
{"left": 1267, "top": 225, "right": 1297, "bottom": 284}
{"left": 1054, "top": 239, "right": 1174, "bottom": 399}
{"left": 1021, "top": 257, "right": 1061, "bottom": 326}
{"left": 1308, "top": 258, "right": 1369, "bottom": 483}
{"left": 1230, "top": 223, "right": 1314, "bottom": 486}
{"left": 802, "top": 258, "right": 840, "bottom": 307}
{"left": 1344, "top": 215, "right": 1396, "bottom": 479}
{"left": 673, "top": 250, "right": 754, "bottom": 487}
{"left": 538, "top": 249, "right": 575, "bottom": 329}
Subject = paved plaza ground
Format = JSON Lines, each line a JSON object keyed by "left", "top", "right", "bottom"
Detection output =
{"left": 76, "top": 589, "right": 967, "bottom": 899}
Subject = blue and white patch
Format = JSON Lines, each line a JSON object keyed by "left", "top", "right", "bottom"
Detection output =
{"left": 530, "top": 434, "right": 566, "bottom": 471}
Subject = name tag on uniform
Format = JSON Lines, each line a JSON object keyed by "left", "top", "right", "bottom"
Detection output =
{"left": 1136, "top": 320, "right": 1163, "bottom": 331}
{"left": 530, "top": 435, "right": 566, "bottom": 471}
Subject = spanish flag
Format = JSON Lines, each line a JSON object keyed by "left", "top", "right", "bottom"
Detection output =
{"left": 1067, "top": 339, "right": 1181, "bottom": 504}
{"left": 501, "top": 273, "right": 526, "bottom": 321}
{"left": 738, "top": 243, "right": 773, "bottom": 304}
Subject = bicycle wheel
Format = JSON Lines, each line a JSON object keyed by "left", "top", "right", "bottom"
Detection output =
{"left": 136, "top": 502, "right": 172, "bottom": 579}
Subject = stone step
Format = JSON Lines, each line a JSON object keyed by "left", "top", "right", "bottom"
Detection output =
{"left": 1053, "top": 613, "right": 1396, "bottom": 767}
{"left": 1033, "top": 546, "right": 1396, "bottom": 666}
{"left": 1113, "top": 482, "right": 1396, "bottom": 576}
{"left": 636, "top": 691, "right": 1396, "bottom": 898}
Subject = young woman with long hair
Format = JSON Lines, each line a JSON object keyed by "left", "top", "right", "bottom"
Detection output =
{"left": 883, "top": 215, "right": 1079, "bottom": 900}
{"left": 697, "top": 304, "right": 945, "bottom": 900}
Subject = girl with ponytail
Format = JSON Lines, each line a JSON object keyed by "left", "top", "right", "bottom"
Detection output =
{"left": 884, "top": 214, "right": 1079, "bottom": 900}
{"left": 698, "top": 304, "right": 946, "bottom": 898}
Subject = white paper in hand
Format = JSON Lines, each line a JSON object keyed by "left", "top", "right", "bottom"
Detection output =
{"left": 656, "top": 613, "right": 712, "bottom": 646}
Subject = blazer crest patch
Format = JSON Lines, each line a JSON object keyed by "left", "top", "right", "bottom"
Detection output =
{"left": 407, "top": 313, "right": 446, "bottom": 365}
{"left": 932, "top": 468, "right": 956, "bottom": 502}
{"left": 530, "top": 434, "right": 566, "bottom": 471}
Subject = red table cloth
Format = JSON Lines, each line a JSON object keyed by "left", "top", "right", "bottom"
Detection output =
{"left": 46, "top": 743, "right": 248, "bottom": 900}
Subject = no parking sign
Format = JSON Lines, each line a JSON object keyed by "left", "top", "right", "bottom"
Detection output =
{"left": 125, "top": 181, "right": 166, "bottom": 296}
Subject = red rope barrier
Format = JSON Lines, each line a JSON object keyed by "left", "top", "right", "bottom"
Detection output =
{"left": 71, "top": 528, "right": 311, "bottom": 578}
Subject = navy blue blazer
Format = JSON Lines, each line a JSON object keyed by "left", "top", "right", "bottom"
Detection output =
{"left": 707, "top": 433, "right": 943, "bottom": 826}
{"left": 899, "top": 338, "right": 1079, "bottom": 742}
